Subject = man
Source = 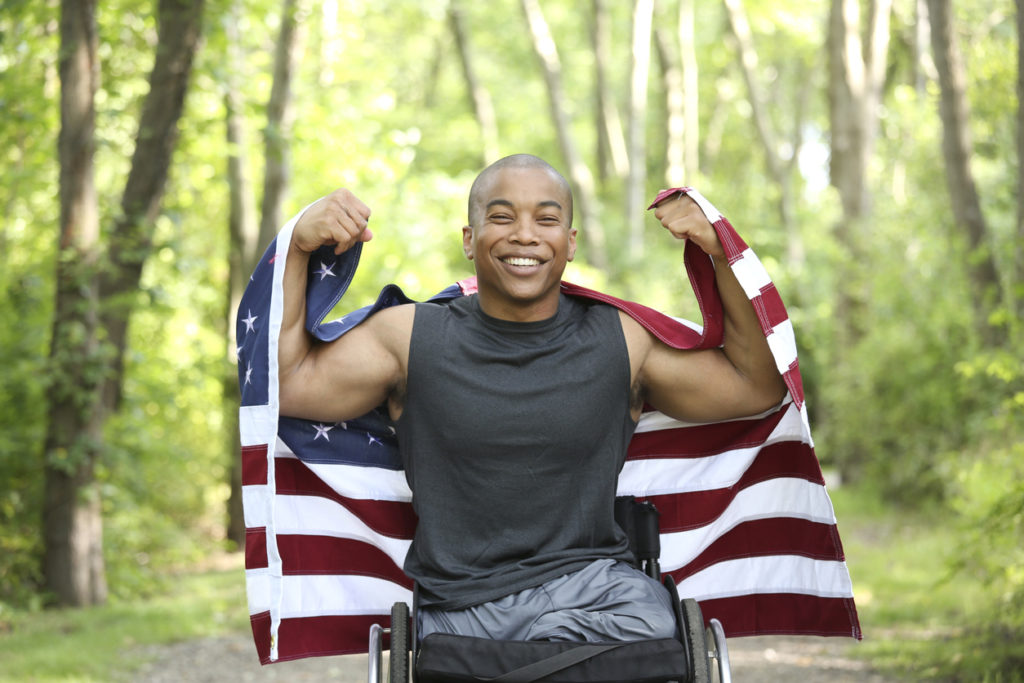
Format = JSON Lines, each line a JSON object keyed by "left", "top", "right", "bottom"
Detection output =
{"left": 277, "top": 154, "right": 786, "bottom": 643}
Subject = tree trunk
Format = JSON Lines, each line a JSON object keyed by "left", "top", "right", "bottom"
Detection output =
{"left": 827, "top": 0, "right": 891, "bottom": 341}
{"left": 626, "top": 0, "right": 654, "bottom": 260}
{"left": 449, "top": 1, "right": 500, "bottom": 166}
{"left": 258, "top": 0, "right": 306, "bottom": 249}
{"left": 223, "top": 1, "right": 258, "bottom": 548}
{"left": 927, "top": 0, "right": 1003, "bottom": 338}
{"left": 43, "top": 0, "right": 105, "bottom": 608}
{"left": 99, "top": 0, "right": 205, "bottom": 411}
{"left": 679, "top": 0, "right": 699, "bottom": 180}
{"left": 722, "top": 0, "right": 802, "bottom": 240}
{"left": 1017, "top": 0, "right": 1024, "bottom": 324}
{"left": 654, "top": 24, "right": 684, "bottom": 188}
{"left": 519, "top": 0, "right": 607, "bottom": 270}
{"left": 590, "top": 0, "right": 629, "bottom": 185}
{"left": 43, "top": 0, "right": 204, "bottom": 607}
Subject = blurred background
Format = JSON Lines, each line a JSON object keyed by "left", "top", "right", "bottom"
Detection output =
{"left": 0, "top": 0, "right": 1021, "bottom": 679}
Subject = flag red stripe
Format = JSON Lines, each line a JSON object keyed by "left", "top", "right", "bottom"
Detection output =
{"left": 245, "top": 527, "right": 268, "bottom": 570}
{"left": 644, "top": 441, "right": 824, "bottom": 532}
{"left": 697, "top": 593, "right": 862, "bottom": 640}
{"left": 782, "top": 359, "right": 805, "bottom": 407}
{"left": 274, "top": 457, "right": 418, "bottom": 537}
{"left": 253, "top": 612, "right": 395, "bottom": 663}
{"left": 627, "top": 409, "right": 787, "bottom": 460}
{"left": 276, "top": 534, "right": 414, "bottom": 588}
{"left": 667, "top": 518, "right": 845, "bottom": 581}
{"left": 752, "top": 284, "right": 788, "bottom": 333}
{"left": 241, "top": 444, "right": 268, "bottom": 486}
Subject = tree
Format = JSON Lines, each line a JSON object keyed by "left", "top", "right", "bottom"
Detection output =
{"left": 826, "top": 0, "right": 891, "bottom": 344}
{"left": 224, "top": 0, "right": 308, "bottom": 544}
{"left": 626, "top": 0, "right": 654, "bottom": 260}
{"left": 258, "top": 0, "right": 306, "bottom": 249}
{"left": 590, "top": 0, "right": 629, "bottom": 185}
{"left": 927, "top": 0, "right": 1003, "bottom": 341}
{"left": 42, "top": 0, "right": 203, "bottom": 606}
{"left": 1018, "top": 0, "right": 1024, "bottom": 323}
{"left": 449, "top": 1, "right": 500, "bottom": 166}
{"left": 223, "top": 0, "right": 259, "bottom": 548}
{"left": 722, "top": 0, "right": 809, "bottom": 266}
{"left": 519, "top": 0, "right": 607, "bottom": 269}
{"left": 44, "top": 0, "right": 104, "bottom": 607}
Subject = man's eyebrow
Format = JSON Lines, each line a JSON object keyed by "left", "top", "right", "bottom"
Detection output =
{"left": 484, "top": 198, "right": 564, "bottom": 211}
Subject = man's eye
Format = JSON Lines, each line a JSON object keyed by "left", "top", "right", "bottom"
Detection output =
{"left": 490, "top": 214, "right": 512, "bottom": 222}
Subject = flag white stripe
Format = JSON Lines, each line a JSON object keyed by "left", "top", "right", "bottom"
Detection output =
{"left": 676, "top": 555, "right": 854, "bottom": 602}
{"left": 275, "top": 440, "right": 413, "bottom": 502}
{"left": 658, "top": 478, "right": 838, "bottom": 570}
{"left": 620, "top": 404, "right": 811, "bottom": 495}
{"left": 730, "top": 248, "right": 772, "bottom": 300}
{"left": 766, "top": 318, "right": 798, "bottom": 372}
{"left": 274, "top": 495, "right": 412, "bottom": 565}
{"left": 633, "top": 399, "right": 795, "bottom": 435}
{"left": 275, "top": 575, "right": 413, "bottom": 619}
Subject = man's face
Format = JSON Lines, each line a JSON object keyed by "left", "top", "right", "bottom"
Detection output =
{"left": 463, "top": 166, "right": 577, "bottom": 322}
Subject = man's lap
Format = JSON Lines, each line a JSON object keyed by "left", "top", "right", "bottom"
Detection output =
{"left": 417, "top": 559, "right": 677, "bottom": 643}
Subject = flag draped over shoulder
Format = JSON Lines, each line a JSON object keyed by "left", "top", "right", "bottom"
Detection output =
{"left": 236, "top": 188, "right": 861, "bottom": 665}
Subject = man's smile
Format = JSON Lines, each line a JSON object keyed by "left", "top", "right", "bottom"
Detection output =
{"left": 500, "top": 256, "right": 544, "bottom": 268}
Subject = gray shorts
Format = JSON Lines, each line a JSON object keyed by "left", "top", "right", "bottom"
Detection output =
{"left": 417, "top": 559, "right": 677, "bottom": 642}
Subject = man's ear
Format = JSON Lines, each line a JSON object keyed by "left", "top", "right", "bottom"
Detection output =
{"left": 462, "top": 225, "right": 474, "bottom": 260}
{"left": 566, "top": 227, "right": 578, "bottom": 262}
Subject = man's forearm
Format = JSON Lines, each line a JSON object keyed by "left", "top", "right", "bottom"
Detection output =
{"left": 278, "top": 243, "right": 313, "bottom": 376}
{"left": 712, "top": 254, "right": 785, "bottom": 399}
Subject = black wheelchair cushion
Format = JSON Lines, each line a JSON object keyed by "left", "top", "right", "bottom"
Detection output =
{"left": 415, "top": 633, "right": 689, "bottom": 682}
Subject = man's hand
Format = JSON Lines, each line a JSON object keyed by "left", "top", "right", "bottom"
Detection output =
{"left": 293, "top": 188, "right": 373, "bottom": 255}
{"left": 652, "top": 192, "right": 724, "bottom": 258}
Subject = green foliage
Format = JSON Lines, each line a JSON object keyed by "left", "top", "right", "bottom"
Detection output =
{"left": 0, "top": 566, "right": 249, "bottom": 682}
{"left": 0, "top": 0, "right": 1021, "bottom": 678}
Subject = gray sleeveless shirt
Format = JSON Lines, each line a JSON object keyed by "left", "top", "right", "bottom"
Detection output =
{"left": 396, "top": 293, "right": 638, "bottom": 609}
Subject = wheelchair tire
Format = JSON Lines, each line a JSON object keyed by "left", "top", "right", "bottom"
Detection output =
{"left": 389, "top": 602, "right": 409, "bottom": 683}
{"left": 681, "top": 599, "right": 710, "bottom": 683}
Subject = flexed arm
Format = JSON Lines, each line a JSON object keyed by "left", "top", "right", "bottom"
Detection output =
{"left": 277, "top": 189, "right": 413, "bottom": 422}
{"left": 623, "top": 193, "right": 786, "bottom": 422}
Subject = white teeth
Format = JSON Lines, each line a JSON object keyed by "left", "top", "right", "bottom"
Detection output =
{"left": 503, "top": 257, "right": 540, "bottom": 267}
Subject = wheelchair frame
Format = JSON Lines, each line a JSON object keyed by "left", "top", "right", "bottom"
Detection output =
{"left": 368, "top": 498, "right": 732, "bottom": 682}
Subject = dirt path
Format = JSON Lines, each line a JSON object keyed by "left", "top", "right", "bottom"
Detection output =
{"left": 127, "top": 631, "right": 896, "bottom": 682}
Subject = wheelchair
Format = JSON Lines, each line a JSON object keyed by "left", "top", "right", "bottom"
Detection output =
{"left": 368, "top": 497, "right": 732, "bottom": 682}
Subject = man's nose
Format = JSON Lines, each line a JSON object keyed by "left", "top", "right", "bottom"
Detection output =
{"left": 509, "top": 219, "right": 541, "bottom": 244}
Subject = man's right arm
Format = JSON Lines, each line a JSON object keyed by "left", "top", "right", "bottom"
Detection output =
{"left": 277, "top": 189, "right": 413, "bottom": 422}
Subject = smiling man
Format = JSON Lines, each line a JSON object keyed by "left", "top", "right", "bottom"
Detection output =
{"left": 276, "top": 154, "right": 786, "bottom": 643}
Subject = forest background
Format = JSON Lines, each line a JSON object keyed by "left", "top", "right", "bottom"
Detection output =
{"left": 1, "top": 0, "right": 1022, "bottom": 679}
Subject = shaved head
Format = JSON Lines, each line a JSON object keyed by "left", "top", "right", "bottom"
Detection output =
{"left": 467, "top": 154, "right": 573, "bottom": 229}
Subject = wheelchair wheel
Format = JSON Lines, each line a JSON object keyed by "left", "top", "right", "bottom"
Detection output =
{"left": 389, "top": 602, "right": 409, "bottom": 683}
{"left": 681, "top": 598, "right": 710, "bottom": 683}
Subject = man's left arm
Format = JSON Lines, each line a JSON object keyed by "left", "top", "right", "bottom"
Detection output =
{"left": 634, "top": 193, "right": 786, "bottom": 421}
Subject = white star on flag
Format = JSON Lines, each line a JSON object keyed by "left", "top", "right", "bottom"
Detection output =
{"left": 315, "top": 261, "right": 336, "bottom": 281}
{"left": 313, "top": 423, "right": 334, "bottom": 441}
{"left": 367, "top": 434, "right": 382, "bottom": 447}
{"left": 242, "top": 310, "right": 258, "bottom": 333}
{"left": 244, "top": 363, "right": 253, "bottom": 385}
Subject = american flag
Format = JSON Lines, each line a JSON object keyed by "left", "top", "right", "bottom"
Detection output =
{"left": 236, "top": 188, "right": 860, "bottom": 664}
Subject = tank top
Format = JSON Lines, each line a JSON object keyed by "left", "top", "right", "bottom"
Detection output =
{"left": 396, "top": 293, "right": 638, "bottom": 609}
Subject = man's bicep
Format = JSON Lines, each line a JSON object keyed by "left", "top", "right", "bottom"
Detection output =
{"left": 279, "top": 315, "right": 407, "bottom": 422}
{"left": 641, "top": 343, "right": 759, "bottom": 423}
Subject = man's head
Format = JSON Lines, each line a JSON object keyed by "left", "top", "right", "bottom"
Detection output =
{"left": 467, "top": 154, "right": 573, "bottom": 230}
{"left": 461, "top": 154, "right": 577, "bottom": 322}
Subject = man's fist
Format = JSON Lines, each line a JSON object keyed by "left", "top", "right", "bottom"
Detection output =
{"left": 652, "top": 192, "right": 724, "bottom": 258}
{"left": 292, "top": 188, "right": 373, "bottom": 255}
